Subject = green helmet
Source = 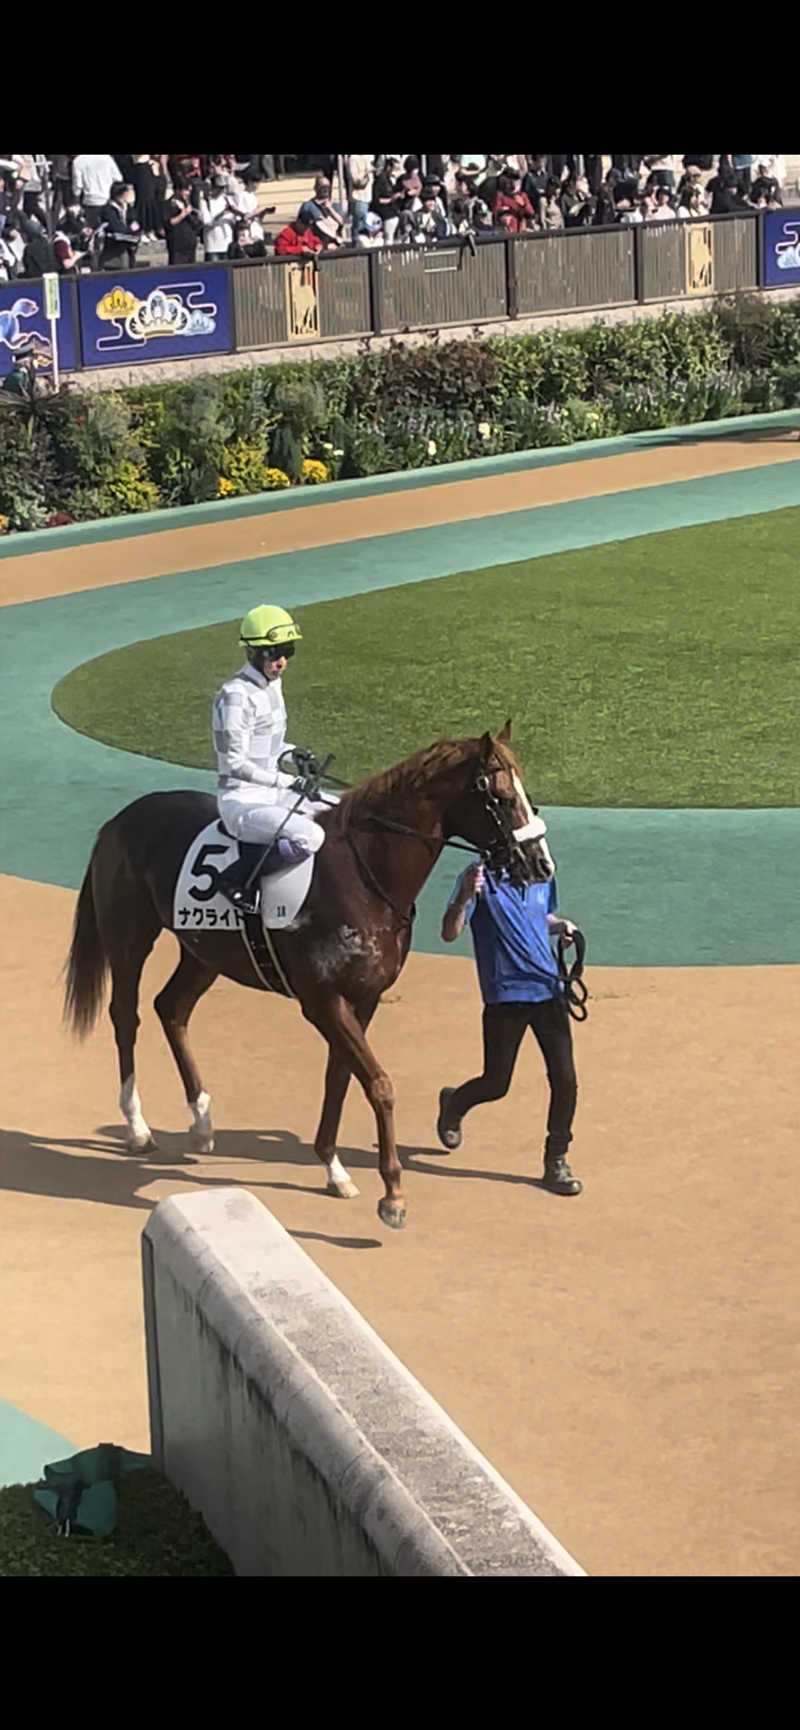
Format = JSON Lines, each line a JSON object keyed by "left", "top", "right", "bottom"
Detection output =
{"left": 240, "top": 604, "right": 302, "bottom": 648}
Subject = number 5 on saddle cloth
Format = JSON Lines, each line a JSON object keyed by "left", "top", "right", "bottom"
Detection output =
{"left": 172, "top": 751, "right": 337, "bottom": 934}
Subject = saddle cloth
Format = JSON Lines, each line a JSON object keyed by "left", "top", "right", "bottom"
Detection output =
{"left": 173, "top": 818, "right": 314, "bottom": 935}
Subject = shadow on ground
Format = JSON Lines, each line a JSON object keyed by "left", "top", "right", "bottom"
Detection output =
{"left": 0, "top": 1122, "right": 544, "bottom": 1230}
{"left": 634, "top": 423, "right": 800, "bottom": 451}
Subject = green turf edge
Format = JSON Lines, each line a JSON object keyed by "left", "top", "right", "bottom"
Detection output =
{"left": 49, "top": 503, "right": 800, "bottom": 811}
{"left": 0, "top": 1469, "right": 234, "bottom": 1576}
{"left": 3, "top": 406, "right": 800, "bottom": 558}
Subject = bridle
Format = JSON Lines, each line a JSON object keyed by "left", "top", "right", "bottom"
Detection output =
{"left": 282, "top": 746, "right": 588, "bottom": 1015}
{"left": 335, "top": 756, "right": 547, "bottom": 926}
{"left": 471, "top": 765, "right": 540, "bottom": 889}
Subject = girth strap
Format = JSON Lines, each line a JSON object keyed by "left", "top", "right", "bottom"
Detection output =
{"left": 239, "top": 910, "right": 294, "bottom": 998}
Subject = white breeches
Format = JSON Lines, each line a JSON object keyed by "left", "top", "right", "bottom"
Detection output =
{"left": 218, "top": 787, "right": 327, "bottom": 853}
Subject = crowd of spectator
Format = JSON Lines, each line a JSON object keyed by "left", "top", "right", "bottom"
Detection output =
{"left": 337, "top": 154, "right": 788, "bottom": 249}
{"left": 0, "top": 154, "right": 279, "bottom": 282}
{"left": 0, "top": 154, "right": 790, "bottom": 284}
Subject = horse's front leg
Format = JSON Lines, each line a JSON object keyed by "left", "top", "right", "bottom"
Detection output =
{"left": 306, "top": 993, "right": 405, "bottom": 1229}
{"left": 316, "top": 1049, "right": 360, "bottom": 1198}
{"left": 314, "top": 995, "right": 379, "bottom": 1199}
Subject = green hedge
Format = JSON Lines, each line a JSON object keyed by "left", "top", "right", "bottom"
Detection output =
{"left": 2, "top": 292, "right": 800, "bottom": 535}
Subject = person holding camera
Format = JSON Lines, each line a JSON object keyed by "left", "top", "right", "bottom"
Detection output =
{"left": 53, "top": 206, "right": 93, "bottom": 275}
{"left": 164, "top": 174, "right": 202, "bottom": 265}
{"left": 228, "top": 216, "right": 268, "bottom": 260}
{"left": 97, "top": 183, "right": 141, "bottom": 271}
{"left": 197, "top": 163, "right": 245, "bottom": 262}
{"left": 298, "top": 177, "right": 347, "bottom": 248}
{"left": 370, "top": 155, "right": 404, "bottom": 242}
{"left": 436, "top": 856, "right": 584, "bottom": 1196}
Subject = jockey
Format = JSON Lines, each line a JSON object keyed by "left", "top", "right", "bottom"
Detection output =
{"left": 212, "top": 603, "right": 326, "bottom": 914}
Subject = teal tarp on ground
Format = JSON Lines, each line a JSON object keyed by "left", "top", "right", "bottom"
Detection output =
{"left": 33, "top": 1443, "right": 151, "bottom": 1537}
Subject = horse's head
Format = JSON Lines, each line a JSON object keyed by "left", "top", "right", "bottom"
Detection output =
{"left": 443, "top": 721, "right": 555, "bottom": 886}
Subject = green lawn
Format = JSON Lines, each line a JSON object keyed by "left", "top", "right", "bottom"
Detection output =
{"left": 52, "top": 506, "right": 800, "bottom": 807}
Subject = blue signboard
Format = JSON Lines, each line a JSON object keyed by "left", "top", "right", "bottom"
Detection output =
{"left": 78, "top": 266, "right": 231, "bottom": 366}
{"left": 0, "top": 279, "right": 77, "bottom": 378}
{"left": 762, "top": 207, "right": 800, "bottom": 287}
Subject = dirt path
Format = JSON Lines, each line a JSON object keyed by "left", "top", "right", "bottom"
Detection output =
{"left": 3, "top": 428, "right": 800, "bottom": 1574}
{"left": 2, "top": 426, "right": 799, "bottom": 607}
{"left": 2, "top": 874, "right": 799, "bottom": 1576}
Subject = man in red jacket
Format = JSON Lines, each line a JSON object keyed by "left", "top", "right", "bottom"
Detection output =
{"left": 274, "top": 214, "right": 323, "bottom": 256}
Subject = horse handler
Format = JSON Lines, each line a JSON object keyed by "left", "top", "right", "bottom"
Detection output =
{"left": 436, "top": 860, "right": 583, "bottom": 1195}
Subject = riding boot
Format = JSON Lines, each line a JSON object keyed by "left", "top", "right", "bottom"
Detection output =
{"left": 542, "top": 1133, "right": 583, "bottom": 1196}
{"left": 216, "top": 837, "right": 313, "bottom": 916}
{"left": 215, "top": 842, "right": 271, "bottom": 915}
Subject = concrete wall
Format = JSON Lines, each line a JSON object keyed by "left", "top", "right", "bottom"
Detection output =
{"left": 142, "top": 1189, "right": 585, "bottom": 1577}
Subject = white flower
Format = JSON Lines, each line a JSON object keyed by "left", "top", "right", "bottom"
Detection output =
{"left": 322, "top": 441, "right": 333, "bottom": 451}
{"left": 427, "top": 439, "right": 437, "bottom": 456}
{"left": 333, "top": 448, "right": 344, "bottom": 457}
{"left": 478, "top": 421, "right": 491, "bottom": 439}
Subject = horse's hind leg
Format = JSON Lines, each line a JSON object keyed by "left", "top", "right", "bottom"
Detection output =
{"left": 108, "top": 938, "right": 159, "bottom": 1153}
{"left": 154, "top": 946, "right": 218, "bottom": 1153}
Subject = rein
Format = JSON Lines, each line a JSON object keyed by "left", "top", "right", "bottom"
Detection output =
{"left": 318, "top": 765, "right": 486, "bottom": 931}
{"left": 308, "top": 750, "right": 590, "bottom": 1017}
{"left": 557, "top": 928, "right": 589, "bottom": 1022}
{"left": 345, "top": 826, "right": 417, "bottom": 930}
{"left": 301, "top": 752, "right": 561, "bottom": 940}
{"left": 344, "top": 815, "right": 486, "bottom": 933}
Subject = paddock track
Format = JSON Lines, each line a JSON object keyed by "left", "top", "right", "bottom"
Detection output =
{"left": 2, "top": 426, "right": 799, "bottom": 1575}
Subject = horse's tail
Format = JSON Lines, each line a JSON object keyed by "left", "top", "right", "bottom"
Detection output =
{"left": 63, "top": 848, "right": 108, "bottom": 1038}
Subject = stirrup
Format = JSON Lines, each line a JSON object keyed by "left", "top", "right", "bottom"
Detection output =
{"left": 225, "top": 885, "right": 261, "bottom": 916}
{"left": 215, "top": 862, "right": 261, "bottom": 915}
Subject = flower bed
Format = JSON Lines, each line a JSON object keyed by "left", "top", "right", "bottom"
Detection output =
{"left": 1, "top": 293, "right": 799, "bottom": 535}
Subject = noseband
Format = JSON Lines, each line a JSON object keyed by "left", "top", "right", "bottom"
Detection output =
{"left": 473, "top": 767, "right": 542, "bottom": 887}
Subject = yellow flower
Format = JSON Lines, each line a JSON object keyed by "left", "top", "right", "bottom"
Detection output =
{"left": 300, "top": 458, "right": 329, "bottom": 485}
{"left": 218, "top": 476, "right": 236, "bottom": 497}
{"left": 263, "top": 468, "right": 291, "bottom": 489}
{"left": 0, "top": 514, "right": 9, "bottom": 534}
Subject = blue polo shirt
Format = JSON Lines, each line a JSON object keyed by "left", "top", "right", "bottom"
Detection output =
{"left": 448, "top": 866, "right": 561, "bottom": 1006}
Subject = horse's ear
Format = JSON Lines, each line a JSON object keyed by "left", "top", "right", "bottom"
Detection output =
{"left": 498, "top": 719, "right": 512, "bottom": 743}
{"left": 479, "top": 731, "right": 493, "bottom": 763}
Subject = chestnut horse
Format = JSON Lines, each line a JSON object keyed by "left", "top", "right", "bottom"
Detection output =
{"left": 64, "top": 724, "right": 554, "bottom": 1229}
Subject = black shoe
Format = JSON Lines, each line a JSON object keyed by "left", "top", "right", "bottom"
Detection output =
{"left": 542, "top": 1156, "right": 583, "bottom": 1196}
{"left": 216, "top": 876, "right": 260, "bottom": 916}
{"left": 215, "top": 843, "right": 267, "bottom": 916}
{"left": 215, "top": 859, "right": 262, "bottom": 916}
{"left": 436, "top": 1087, "right": 462, "bottom": 1152}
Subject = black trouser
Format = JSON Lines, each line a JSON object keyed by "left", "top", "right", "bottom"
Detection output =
{"left": 447, "top": 997, "right": 577, "bottom": 1152}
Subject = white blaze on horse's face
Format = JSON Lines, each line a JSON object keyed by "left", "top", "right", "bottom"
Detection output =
{"left": 511, "top": 772, "right": 555, "bottom": 880}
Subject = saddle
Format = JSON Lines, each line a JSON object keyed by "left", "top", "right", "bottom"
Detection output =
{"left": 173, "top": 817, "right": 314, "bottom": 935}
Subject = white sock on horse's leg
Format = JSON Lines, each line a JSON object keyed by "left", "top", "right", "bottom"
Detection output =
{"left": 326, "top": 1154, "right": 359, "bottom": 1199}
{"left": 120, "top": 1076, "right": 155, "bottom": 1150}
{"left": 189, "top": 1090, "right": 214, "bottom": 1153}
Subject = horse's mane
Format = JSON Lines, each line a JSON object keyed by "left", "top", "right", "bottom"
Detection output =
{"left": 328, "top": 734, "right": 517, "bottom": 830}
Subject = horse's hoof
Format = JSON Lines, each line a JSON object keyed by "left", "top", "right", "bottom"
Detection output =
{"left": 327, "top": 1178, "right": 360, "bottom": 1199}
{"left": 189, "top": 1134, "right": 215, "bottom": 1155}
{"left": 127, "top": 1133, "right": 158, "bottom": 1154}
{"left": 378, "top": 1198, "right": 407, "bottom": 1231}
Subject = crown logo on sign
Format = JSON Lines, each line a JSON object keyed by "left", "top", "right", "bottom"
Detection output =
{"left": 127, "top": 289, "right": 190, "bottom": 340}
{"left": 96, "top": 286, "right": 141, "bottom": 322}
